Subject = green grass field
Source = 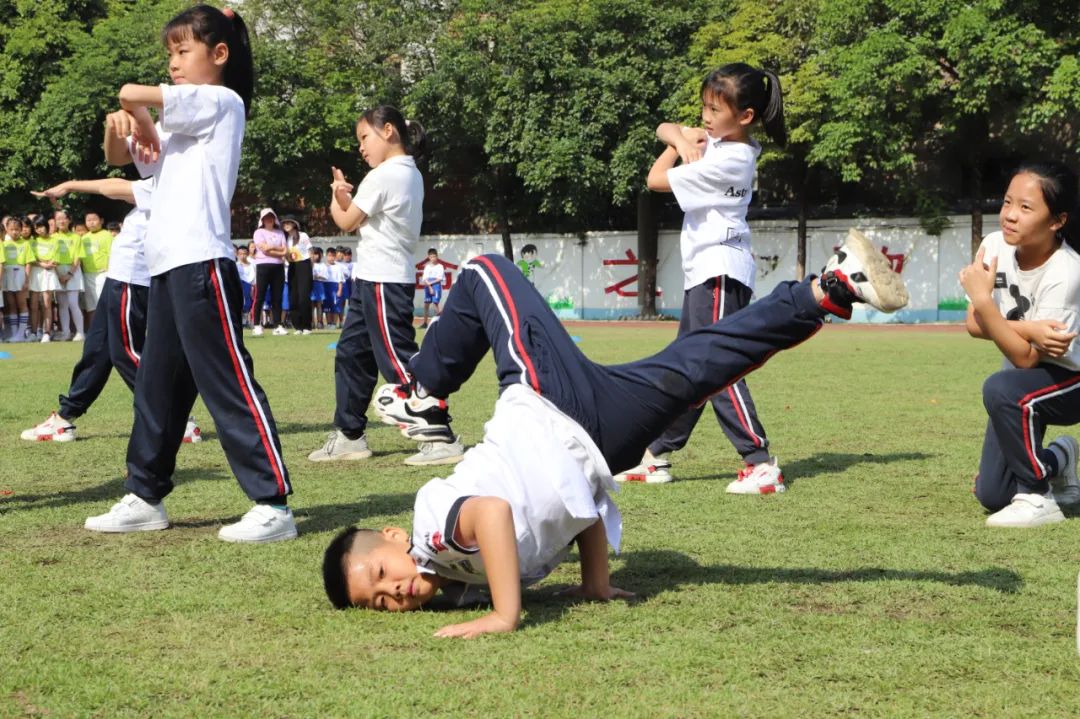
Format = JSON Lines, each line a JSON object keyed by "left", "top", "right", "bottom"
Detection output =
{"left": 2, "top": 323, "right": 1080, "bottom": 718}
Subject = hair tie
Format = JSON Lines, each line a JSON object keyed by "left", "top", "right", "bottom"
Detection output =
{"left": 222, "top": 7, "right": 235, "bottom": 20}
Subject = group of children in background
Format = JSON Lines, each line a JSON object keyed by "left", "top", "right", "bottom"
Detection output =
{"left": 1, "top": 210, "right": 117, "bottom": 343}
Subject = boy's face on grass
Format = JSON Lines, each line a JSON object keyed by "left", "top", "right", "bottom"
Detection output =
{"left": 346, "top": 527, "right": 440, "bottom": 612}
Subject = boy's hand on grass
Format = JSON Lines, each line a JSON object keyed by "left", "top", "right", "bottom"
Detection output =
{"left": 557, "top": 584, "right": 635, "bottom": 601}
{"left": 434, "top": 611, "right": 518, "bottom": 639}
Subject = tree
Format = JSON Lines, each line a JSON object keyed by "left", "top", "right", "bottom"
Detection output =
{"left": 810, "top": 0, "right": 1076, "bottom": 257}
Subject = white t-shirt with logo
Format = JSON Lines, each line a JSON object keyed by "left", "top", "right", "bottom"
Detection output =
{"left": 325, "top": 262, "right": 344, "bottom": 284}
{"left": 146, "top": 83, "right": 245, "bottom": 276}
{"left": 979, "top": 230, "right": 1080, "bottom": 370}
{"left": 236, "top": 260, "right": 256, "bottom": 285}
{"left": 288, "top": 232, "right": 312, "bottom": 261}
{"left": 667, "top": 136, "right": 760, "bottom": 291}
{"left": 350, "top": 155, "right": 424, "bottom": 284}
{"left": 408, "top": 384, "right": 622, "bottom": 588}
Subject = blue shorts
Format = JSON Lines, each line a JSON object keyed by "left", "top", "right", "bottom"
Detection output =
{"left": 424, "top": 283, "right": 443, "bottom": 305}
{"left": 282, "top": 282, "right": 290, "bottom": 312}
{"left": 241, "top": 281, "right": 253, "bottom": 314}
{"left": 343, "top": 277, "right": 353, "bottom": 300}
{"left": 311, "top": 282, "right": 325, "bottom": 303}
{"left": 322, "top": 281, "right": 340, "bottom": 313}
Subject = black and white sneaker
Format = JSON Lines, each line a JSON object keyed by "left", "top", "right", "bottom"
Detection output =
{"left": 374, "top": 382, "right": 452, "bottom": 436}
{"left": 819, "top": 229, "right": 909, "bottom": 319}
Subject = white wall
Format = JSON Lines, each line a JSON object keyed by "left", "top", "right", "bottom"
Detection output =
{"left": 309, "top": 214, "right": 991, "bottom": 323}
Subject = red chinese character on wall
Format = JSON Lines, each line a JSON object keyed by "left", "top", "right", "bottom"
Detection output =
{"left": 603, "top": 249, "right": 662, "bottom": 298}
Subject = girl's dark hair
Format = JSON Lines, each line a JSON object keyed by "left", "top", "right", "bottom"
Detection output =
{"left": 31, "top": 217, "right": 48, "bottom": 232}
{"left": 358, "top": 105, "right": 428, "bottom": 161}
{"left": 1015, "top": 161, "right": 1080, "bottom": 251}
{"left": 163, "top": 5, "right": 254, "bottom": 117}
{"left": 701, "top": 63, "right": 786, "bottom": 148}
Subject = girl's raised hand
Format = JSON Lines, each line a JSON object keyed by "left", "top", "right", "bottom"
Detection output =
{"left": 959, "top": 247, "right": 998, "bottom": 301}
{"left": 31, "top": 183, "right": 71, "bottom": 200}
{"left": 330, "top": 166, "right": 354, "bottom": 195}
{"left": 1027, "top": 319, "right": 1078, "bottom": 357}
{"left": 676, "top": 127, "right": 707, "bottom": 164}
{"left": 130, "top": 107, "right": 160, "bottom": 164}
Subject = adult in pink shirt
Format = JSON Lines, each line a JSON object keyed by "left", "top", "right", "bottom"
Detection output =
{"left": 252, "top": 207, "right": 287, "bottom": 335}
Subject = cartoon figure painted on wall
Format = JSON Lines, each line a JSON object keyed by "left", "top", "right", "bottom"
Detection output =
{"left": 516, "top": 244, "right": 542, "bottom": 282}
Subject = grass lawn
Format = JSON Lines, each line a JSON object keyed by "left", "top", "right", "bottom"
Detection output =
{"left": 2, "top": 322, "right": 1079, "bottom": 717}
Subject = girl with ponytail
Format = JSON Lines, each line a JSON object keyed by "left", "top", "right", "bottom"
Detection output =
{"left": 87, "top": 5, "right": 296, "bottom": 544}
{"left": 618, "top": 64, "right": 788, "bottom": 492}
{"left": 309, "top": 105, "right": 463, "bottom": 467}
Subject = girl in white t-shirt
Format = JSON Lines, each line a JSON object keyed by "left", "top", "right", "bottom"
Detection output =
{"left": 308, "top": 105, "right": 462, "bottom": 466}
{"left": 960, "top": 162, "right": 1080, "bottom": 528}
{"left": 84, "top": 5, "right": 294, "bottom": 544}
{"left": 619, "top": 63, "right": 788, "bottom": 493}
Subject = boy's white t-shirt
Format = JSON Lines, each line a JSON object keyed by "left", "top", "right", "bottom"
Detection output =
{"left": 146, "top": 83, "right": 245, "bottom": 276}
{"left": 325, "top": 262, "right": 343, "bottom": 284}
{"left": 421, "top": 262, "right": 443, "bottom": 286}
{"left": 312, "top": 261, "right": 328, "bottom": 281}
{"left": 109, "top": 179, "right": 154, "bottom": 287}
{"left": 350, "top": 155, "right": 424, "bottom": 284}
{"left": 236, "top": 260, "right": 256, "bottom": 285}
{"left": 408, "top": 385, "right": 622, "bottom": 587}
{"left": 667, "top": 136, "right": 760, "bottom": 291}
{"left": 978, "top": 230, "right": 1080, "bottom": 371}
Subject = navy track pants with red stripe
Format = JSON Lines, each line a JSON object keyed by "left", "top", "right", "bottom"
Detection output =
{"left": 648, "top": 275, "right": 771, "bottom": 465}
{"left": 59, "top": 278, "right": 147, "bottom": 420}
{"left": 333, "top": 278, "right": 418, "bottom": 437}
{"left": 408, "top": 254, "right": 826, "bottom": 475}
{"left": 125, "top": 259, "right": 290, "bottom": 503}
{"left": 975, "top": 363, "right": 1080, "bottom": 511}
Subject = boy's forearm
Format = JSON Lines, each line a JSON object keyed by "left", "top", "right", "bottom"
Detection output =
{"left": 63, "top": 179, "right": 135, "bottom": 203}
{"left": 576, "top": 520, "right": 611, "bottom": 594}
{"left": 472, "top": 501, "right": 522, "bottom": 629}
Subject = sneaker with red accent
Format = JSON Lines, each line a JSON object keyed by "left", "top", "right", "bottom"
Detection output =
{"left": 20, "top": 412, "right": 76, "bottom": 443}
{"left": 374, "top": 382, "right": 452, "bottom": 436}
{"left": 819, "top": 229, "right": 909, "bottom": 319}
{"left": 182, "top": 417, "right": 203, "bottom": 444}
{"left": 614, "top": 453, "right": 673, "bottom": 484}
{"left": 726, "top": 458, "right": 785, "bottom": 495}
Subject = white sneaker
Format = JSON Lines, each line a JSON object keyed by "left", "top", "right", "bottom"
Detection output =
{"left": 302, "top": 329, "right": 312, "bottom": 335}
{"left": 293, "top": 329, "right": 302, "bottom": 335}
{"left": 404, "top": 436, "right": 466, "bottom": 466}
{"left": 72, "top": 332, "right": 85, "bottom": 342}
{"left": 85, "top": 494, "right": 170, "bottom": 532}
{"left": 307, "top": 430, "right": 372, "bottom": 461}
{"left": 986, "top": 492, "right": 1065, "bottom": 528}
{"left": 20, "top": 411, "right": 76, "bottom": 442}
{"left": 820, "top": 229, "right": 910, "bottom": 317}
{"left": 614, "top": 453, "right": 673, "bottom": 483}
{"left": 40, "top": 332, "right": 51, "bottom": 343}
{"left": 218, "top": 505, "right": 297, "bottom": 543}
{"left": 1050, "top": 436, "right": 1080, "bottom": 505}
{"left": 726, "top": 458, "right": 786, "bottom": 495}
{"left": 252, "top": 325, "right": 264, "bottom": 337}
{"left": 182, "top": 417, "right": 203, "bottom": 444}
{"left": 273, "top": 326, "right": 288, "bottom": 336}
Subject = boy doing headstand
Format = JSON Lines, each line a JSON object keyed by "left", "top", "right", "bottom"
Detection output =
{"left": 324, "top": 231, "right": 908, "bottom": 637}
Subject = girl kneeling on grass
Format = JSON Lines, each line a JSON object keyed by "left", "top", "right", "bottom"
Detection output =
{"left": 961, "top": 161, "right": 1080, "bottom": 528}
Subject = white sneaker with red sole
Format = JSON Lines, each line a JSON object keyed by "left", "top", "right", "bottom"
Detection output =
{"left": 726, "top": 458, "right": 785, "bottom": 495}
{"left": 183, "top": 417, "right": 203, "bottom": 444}
{"left": 614, "top": 453, "right": 673, "bottom": 484}
{"left": 20, "top": 412, "right": 76, "bottom": 443}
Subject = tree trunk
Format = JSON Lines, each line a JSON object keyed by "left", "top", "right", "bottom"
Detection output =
{"left": 637, "top": 189, "right": 658, "bottom": 318}
{"left": 796, "top": 161, "right": 809, "bottom": 280}
{"left": 970, "top": 161, "right": 983, "bottom": 260}
{"left": 496, "top": 165, "right": 513, "bottom": 260}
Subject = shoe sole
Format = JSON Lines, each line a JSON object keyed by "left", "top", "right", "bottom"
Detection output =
{"left": 844, "top": 229, "right": 909, "bottom": 312}
{"left": 84, "top": 520, "right": 170, "bottom": 532}
{"left": 404, "top": 453, "right": 465, "bottom": 467}
{"left": 726, "top": 481, "right": 786, "bottom": 495}
{"left": 21, "top": 432, "right": 75, "bottom": 442}
{"left": 182, "top": 436, "right": 203, "bottom": 444}
{"left": 614, "top": 473, "right": 673, "bottom": 484}
{"left": 308, "top": 450, "right": 373, "bottom": 462}
{"left": 986, "top": 509, "right": 1066, "bottom": 527}
{"left": 218, "top": 527, "right": 298, "bottom": 543}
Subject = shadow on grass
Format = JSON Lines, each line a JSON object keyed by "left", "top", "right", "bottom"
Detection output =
{"left": 274, "top": 421, "right": 403, "bottom": 437}
{"left": 0, "top": 468, "right": 230, "bottom": 514}
{"left": 294, "top": 493, "right": 416, "bottom": 535}
{"left": 519, "top": 549, "right": 1021, "bottom": 628}
{"left": 674, "top": 451, "right": 934, "bottom": 483}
